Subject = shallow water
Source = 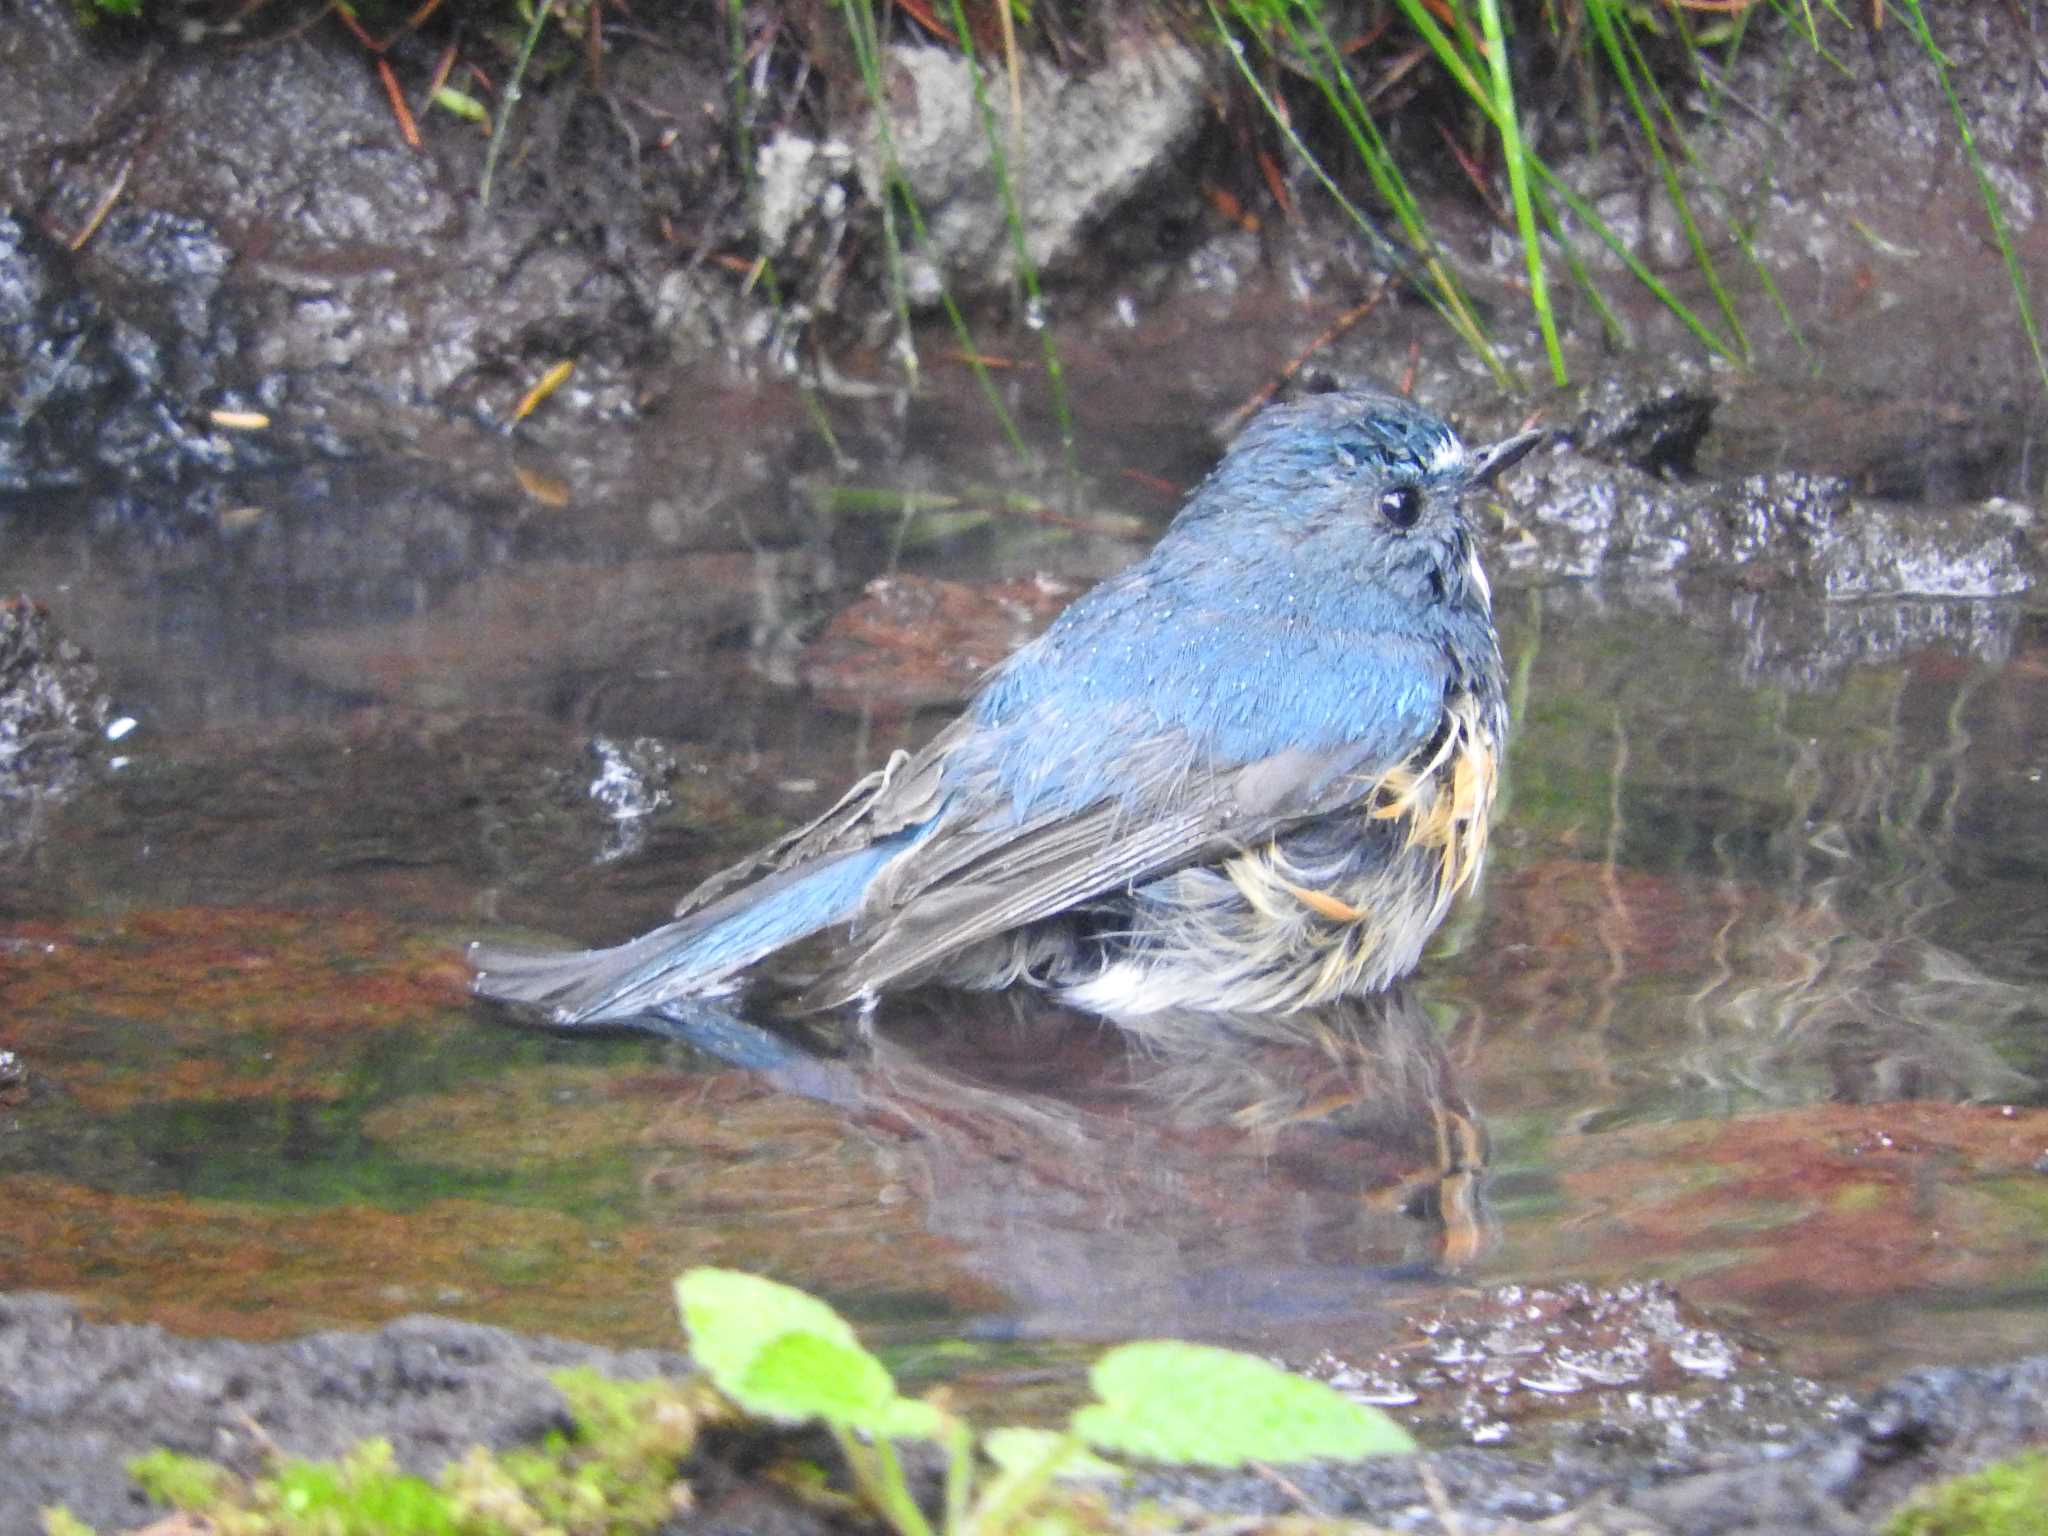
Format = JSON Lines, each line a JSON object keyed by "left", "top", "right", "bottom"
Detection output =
{"left": 2, "top": 380, "right": 2045, "bottom": 1426}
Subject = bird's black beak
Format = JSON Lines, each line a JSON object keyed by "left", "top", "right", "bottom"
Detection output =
{"left": 1467, "top": 428, "right": 1546, "bottom": 486}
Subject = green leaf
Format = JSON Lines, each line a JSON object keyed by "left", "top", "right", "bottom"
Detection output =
{"left": 983, "top": 1427, "right": 1123, "bottom": 1482}
{"left": 877, "top": 1397, "right": 947, "bottom": 1440}
{"left": 1071, "top": 1342, "right": 1416, "bottom": 1467}
{"left": 675, "top": 1268, "right": 938, "bottom": 1437}
{"left": 735, "top": 1331, "right": 905, "bottom": 1429}
{"left": 675, "top": 1268, "right": 866, "bottom": 1392}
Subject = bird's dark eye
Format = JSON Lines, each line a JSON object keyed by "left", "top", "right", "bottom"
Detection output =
{"left": 1377, "top": 485, "right": 1423, "bottom": 530}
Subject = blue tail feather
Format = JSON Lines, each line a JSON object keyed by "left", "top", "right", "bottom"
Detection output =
{"left": 471, "top": 840, "right": 901, "bottom": 1025}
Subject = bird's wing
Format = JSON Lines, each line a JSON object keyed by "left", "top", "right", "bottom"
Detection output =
{"left": 671, "top": 715, "right": 974, "bottom": 917}
{"left": 688, "top": 569, "right": 1470, "bottom": 1006}
{"left": 805, "top": 725, "right": 1421, "bottom": 1007}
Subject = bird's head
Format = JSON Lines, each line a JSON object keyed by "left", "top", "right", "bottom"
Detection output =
{"left": 1176, "top": 391, "right": 1543, "bottom": 601}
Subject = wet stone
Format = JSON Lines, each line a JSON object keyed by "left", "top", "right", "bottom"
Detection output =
{"left": 1495, "top": 452, "right": 1751, "bottom": 582}
{"left": 1498, "top": 448, "right": 2039, "bottom": 601}
{"left": 1808, "top": 496, "right": 2039, "bottom": 600}
{"left": 1309, "top": 1281, "right": 1852, "bottom": 1461}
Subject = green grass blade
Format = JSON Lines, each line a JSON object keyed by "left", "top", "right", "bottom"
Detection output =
{"left": 834, "top": 0, "right": 919, "bottom": 377}
{"left": 1584, "top": 0, "right": 1747, "bottom": 359}
{"left": 1215, "top": 5, "right": 1399, "bottom": 264}
{"left": 1212, "top": 0, "right": 1513, "bottom": 386}
{"left": 940, "top": 0, "right": 1077, "bottom": 469}
{"left": 1893, "top": 0, "right": 2048, "bottom": 400}
{"left": 1391, "top": 0, "right": 1738, "bottom": 365}
{"left": 1527, "top": 161, "right": 1741, "bottom": 362}
{"left": 1766, "top": 0, "right": 1852, "bottom": 74}
{"left": 834, "top": 0, "right": 1032, "bottom": 458}
{"left": 1474, "top": 0, "right": 1567, "bottom": 383}
{"left": 1282, "top": 4, "right": 1509, "bottom": 378}
{"left": 480, "top": 0, "right": 554, "bottom": 207}
{"left": 727, "top": 0, "right": 756, "bottom": 200}
{"left": 1530, "top": 181, "right": 1629, "bottom": 349}
{"left": 1624, "top": 8, "right": 1812, "bottom": 365}
{"left": 1390, "top": 0, "right": 1490, "bottom": 106}
{"left": 727, "top": 0, "right": 795, "bottom": 322}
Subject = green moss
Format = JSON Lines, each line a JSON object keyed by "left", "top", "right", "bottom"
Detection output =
{"left": 85, "top": 1373, "right": 710, "bottom": 1536}
{"left": 1885, "top": 1451, "right": 2048, "bottom": 1536}
{"left": 488, "top": 1369, "right": 711, "bottom": 1532}
{"left": 266, "top": 1442, "right": 463, "bottom": 1535}
{"left": 128, "top": 1447, "right": 238, "bottom": 1510}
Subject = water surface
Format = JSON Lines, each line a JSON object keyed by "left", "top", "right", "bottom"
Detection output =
{"left": 3, "top": 381, "right": 2044, "bottom": 1421}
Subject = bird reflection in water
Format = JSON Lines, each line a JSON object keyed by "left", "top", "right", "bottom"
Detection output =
{"left": 633, "top": 985, "right": 1490, "bottom": 1338}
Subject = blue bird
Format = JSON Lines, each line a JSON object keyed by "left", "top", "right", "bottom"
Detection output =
{"left": 470, "top": 390, "right": 1541, "bottom": 1025}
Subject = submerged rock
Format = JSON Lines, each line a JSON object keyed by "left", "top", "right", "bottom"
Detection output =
{"left": 800, "top": 571, "right": 1078, "bottom": 712}
{"left": 1311, "top": 1280, "right": 1848, "bottom": 1460}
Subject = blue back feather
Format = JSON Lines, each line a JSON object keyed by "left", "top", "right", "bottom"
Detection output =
{"left": 959, "top": 391, "right": 1484, "bottom": 821}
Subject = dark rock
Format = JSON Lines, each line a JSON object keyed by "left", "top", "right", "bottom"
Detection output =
{"left": 0, "top": 0, "right": 750, "bottom": 487}
{"left": 1619, "top": 1464, "right": 1869, "bottom": 1536}
{"left": 0, "top": 1292, "right": 690, "bottom": 1535}
{"left": 0, "top": 209, "right": 273, "bottom": 491}
{"left": 1825, "top": 1356, "right": 2048, "bottom": 1518}
{"left": 1567, "top": 378, "right": 1719, "bottom": 479}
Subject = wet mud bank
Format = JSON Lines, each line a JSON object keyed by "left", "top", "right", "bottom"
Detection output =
{"left": 5, "top": 0, "right": 2048, "bottom": 508}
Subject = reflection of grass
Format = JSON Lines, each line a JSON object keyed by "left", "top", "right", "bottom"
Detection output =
{"left": 1469, "top": 601, "right": 2037, "bottom": 1125}
{"left": 15, "top": 1026, "right": 656, "bottom": 1216}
